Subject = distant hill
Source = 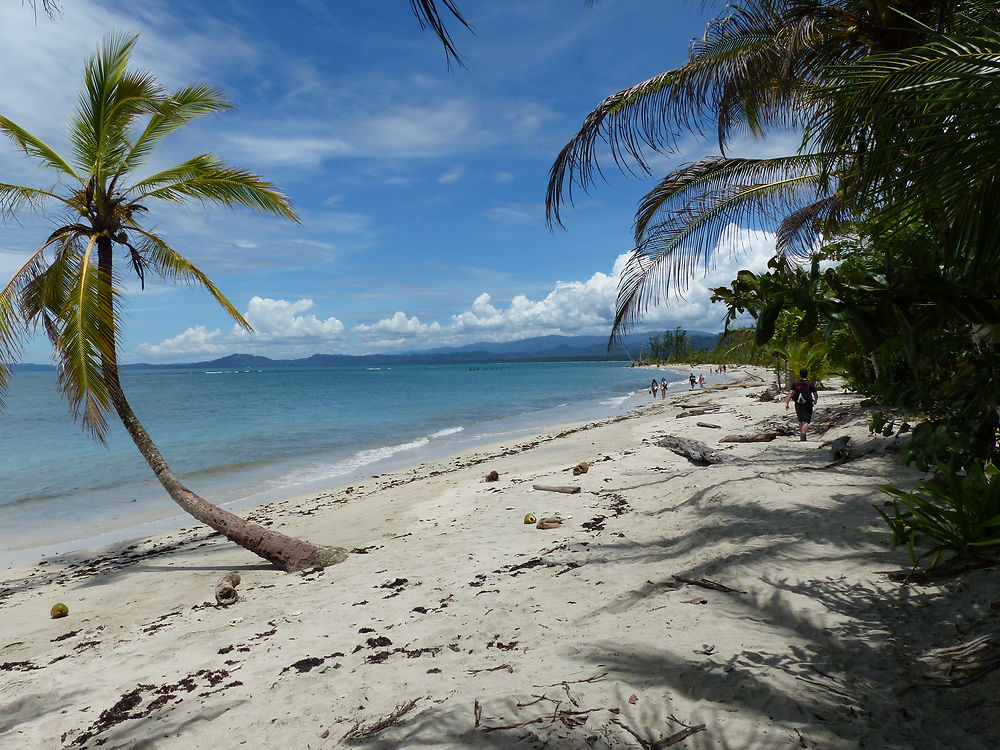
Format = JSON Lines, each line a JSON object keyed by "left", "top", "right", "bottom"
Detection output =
{"left": 10, "top": 329, "right": 721, "bottom": 371}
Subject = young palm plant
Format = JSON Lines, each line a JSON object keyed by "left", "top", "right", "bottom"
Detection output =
{"left": 0, "top": 34, "right": 347, "bottom": 571}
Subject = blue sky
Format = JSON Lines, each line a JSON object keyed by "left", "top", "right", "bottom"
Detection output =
{"left": 0, "top": 0, "right": 785, "bottom": 363}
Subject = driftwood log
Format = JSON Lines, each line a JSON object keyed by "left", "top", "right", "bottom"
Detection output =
{"left": 719, "top": 431, "right": 779, "bottom": 443}
{"left": 215, "top": 571, "right": 241, "bottom": 607}
{"left": 655, "top": 435, "right": 724, "bottom": 465}
{"left": 696, "top": 422, "right": 721, "bottom": 429}
{"left": 532, "top": 484, "right": 581, "bottom": 494}
{"left": 676, "top": 407, "right": 720, "bottom": 419}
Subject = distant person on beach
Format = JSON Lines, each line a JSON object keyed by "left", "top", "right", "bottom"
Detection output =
{"left": 785, "top": 367, "right": 819, "bottom": 441}
{"left": 698, "top": 373, "right": 705, "bottom": 388}
{"left": 688, "top": 373, "right": 696, "bottom": 390}
{"left": 660, "top": 378, "right": 668, "bottom": 398}
{"left": 650, "top": 379, "right": 659, "bottom": 399}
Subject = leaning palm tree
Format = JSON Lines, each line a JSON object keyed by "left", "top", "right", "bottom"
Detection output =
{"left": 0, "top": 33, "right": 346, "bottom": 572}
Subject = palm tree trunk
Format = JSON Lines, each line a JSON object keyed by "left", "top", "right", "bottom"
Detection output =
{"left": 96, "top": 237, "right": 346, "bottom": 571}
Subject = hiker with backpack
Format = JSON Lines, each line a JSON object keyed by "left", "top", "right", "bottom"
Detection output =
{"left": 785, "top": 367, "right": 819, "bottom": 441}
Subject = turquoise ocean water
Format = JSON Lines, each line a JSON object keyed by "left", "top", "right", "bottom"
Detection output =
{"left": 0, "top": 361, "right": 702, "bottom": 564}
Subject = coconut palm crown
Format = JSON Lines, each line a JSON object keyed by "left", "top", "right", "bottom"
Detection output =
{"left": 0, "top": 33, "right": 346, "bottom": 571}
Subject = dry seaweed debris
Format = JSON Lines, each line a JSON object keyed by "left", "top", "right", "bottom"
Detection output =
{"left": 342, "top": 698, "right": 423, "bottom": 743}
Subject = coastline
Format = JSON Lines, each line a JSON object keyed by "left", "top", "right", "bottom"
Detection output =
{"left": 3, "top": 367, "right": 996, "bottom": 748}
{"left": 2, "top": 361, "right": 702, "bottom": 566}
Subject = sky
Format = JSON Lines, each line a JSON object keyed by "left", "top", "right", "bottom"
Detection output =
{"left": 0, "top": 0, "right": 789, "bottom": 363}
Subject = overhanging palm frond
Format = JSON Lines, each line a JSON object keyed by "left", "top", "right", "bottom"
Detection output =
{"left": 775, "top": 192, "right": 850, "bottom": 259}
{"left": 127, "top": 227, "right": 251, "bottom": 331}
{"left": 612, "top": 158, "right": 826, "bottom": 342}
{"left": 0, "top": 116, "right": 80, "bottom": 180}
{"left": 545, "top": 2, "right": 827, "bottom": 227}
{"left": 409, "top": 0, "right": 473, "bottom": 68}
{"left": 129, "top": 156, "right": 298, "bottom": 220}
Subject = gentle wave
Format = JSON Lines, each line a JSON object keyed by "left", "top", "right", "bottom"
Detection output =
{"left": 274, "top": 436, "right": 431, "bottom": 485}
{"left": 430, "top": 426, "right": 464, "bottom": 438}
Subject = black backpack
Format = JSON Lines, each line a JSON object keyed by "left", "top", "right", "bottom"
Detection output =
{"left": 793, "top": 379, "right": 812, "bottom": 404}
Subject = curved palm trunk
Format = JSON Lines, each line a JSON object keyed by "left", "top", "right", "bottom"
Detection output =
{"left": 106, "top": 382, "right": 347, "bottom": 571}
{"left": 96, "top": 238, "right": 346, "bottom": 572}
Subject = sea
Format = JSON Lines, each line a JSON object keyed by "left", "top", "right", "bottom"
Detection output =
{"left": 0, "top": 361, "right": 703, "bottom": 566}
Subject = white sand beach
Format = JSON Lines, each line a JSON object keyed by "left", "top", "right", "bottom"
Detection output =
{"left": 2, "top": 368, "right": 998, "bottom": 749}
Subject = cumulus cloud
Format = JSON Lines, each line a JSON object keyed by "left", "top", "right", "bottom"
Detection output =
{"left": 137, "top": 226, "right": 776, "bottom": 359}
{"left": 235, "top": 296, "right": 345, "bottom": 340}
{"left": 355, "top": 311, "right": 442, "bottom": 336}
{"left": 138, "top": 325, "right": 224, "bottom": 357}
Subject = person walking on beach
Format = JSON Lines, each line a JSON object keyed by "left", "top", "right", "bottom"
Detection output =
{"left": 660, "top": 377, "right": 668, "bottom": 398}
{"left": 689, "top": 373, "right": 696, "bottom": 390}
{"left": 785, "top": 368, "right": 819, "bottom": 441}
{"left": 650, "top": 378, "right": 659, "bottom": 399}
{"left": 698, "top": 373, "right": 705, "bottom": 388}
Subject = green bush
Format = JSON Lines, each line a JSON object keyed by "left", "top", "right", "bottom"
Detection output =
{"left": 876, "top": 463, "right": 1000, "bottom": 571}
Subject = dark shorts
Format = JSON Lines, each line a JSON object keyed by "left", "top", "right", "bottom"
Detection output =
{"left": 794, "top": 402, "right": 814, "bottom": 423}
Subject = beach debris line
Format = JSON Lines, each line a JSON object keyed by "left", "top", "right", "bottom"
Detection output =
{"left": 532, "top": 484, "right": 582, "bottom": 494}
{"left": 214, "top": 572, "right": 242, "bottom": 607}
{"left": 655, "top": 435, "right": 724, "bottom": 465}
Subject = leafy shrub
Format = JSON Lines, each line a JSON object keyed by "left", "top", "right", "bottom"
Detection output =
{"left": 876, "top": 463, "right": 1000, "bottom": 571}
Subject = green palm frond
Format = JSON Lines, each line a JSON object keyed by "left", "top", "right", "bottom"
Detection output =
{"left": 51, "top": 235, "right": 117, "bottom": 438}
{"left": 0, "top": 244, "right": 51, "bottom": 403}
{"left": 545, "top": 2, "right": 835, "bottom": 227}
{"left": 408, "top": 0, "right": 473, "bottom": 68}
{"left": 68, "top": 32, "right": 150, "bottom": 176}
{"left": 127, "top": 227, "right": 251, "bottom": 330}
{"left": 613, "top": 159, "right": 825, "bottom": 341}
{"left": 0, "top": 182, "right": 67, "bottom": 217}
{"left": 129, "top": 155, "right": 298, "bottom": 220}
{"left": 775, "top": 193, "right": 850, "bottom": 258}
{"left": 119, "top": 85, "right": 231, "bottom": 175}
{"left": 0, "top": 116, "right": 80, "bottom": 180}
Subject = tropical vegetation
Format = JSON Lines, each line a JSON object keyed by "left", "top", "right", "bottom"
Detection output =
{"left": 537, "top": 0, "right": 1000, "bottom": 568}
{"left": 0, "top": 34, "right": 347, "bottom": 571}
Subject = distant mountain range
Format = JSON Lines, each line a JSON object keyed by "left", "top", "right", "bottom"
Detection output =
{"left": 11, "top": 330, "right": 721, "bottom": 371}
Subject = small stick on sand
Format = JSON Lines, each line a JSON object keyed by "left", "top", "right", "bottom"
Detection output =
{"left": 672, "top": 575, "right": 747, "bottom": 594}
{"left": 532, "top": 484, "right": 581, "bottom": 494}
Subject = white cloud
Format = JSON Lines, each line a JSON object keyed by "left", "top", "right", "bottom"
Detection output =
{"left": 225, "top": 135, "right": 353, "bottom": 168}
{"left": 484, "top": 203, "right": 543, "bottom": 224}
{"left": 235, "top": 296, "right": 344, "bottom": 340}
{"left": 355, "top": 311, "right": 442, "bottom": 337}
{"left": 496, "top": 171, "right": 514, "bottom": 183}
{"left": 138, "top": 227, "right": 778, "bottom": 359}
{"left": 438, "top": 166, "right": 464, "bottom": 184}
{"left": 138, "top": 325, "right": 224, "bottom": 357}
